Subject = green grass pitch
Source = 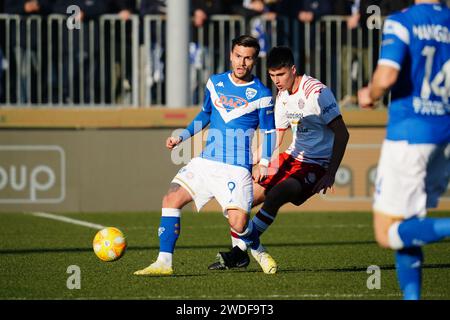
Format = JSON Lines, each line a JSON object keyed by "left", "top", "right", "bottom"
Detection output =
{"left": 1, "top": 211, "right": 449, "bottom": 300}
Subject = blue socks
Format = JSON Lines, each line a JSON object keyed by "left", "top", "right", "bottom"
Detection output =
{"left": 391, "top": 217, "right": 450, "bottom": 300}
{"left": 395, "top": 247, "right": 423, "bottom": 300}
{"left": 397, "top": 217, "right": 450, "bottom": 247}
{"left": 252, "top": 208, "right": 276, "bottom": 236}
{"left": 158, "top": 208, "right": 181, "bottom": 254}
{"left": 237, "top": 220, "right": 261, "bottom": 250}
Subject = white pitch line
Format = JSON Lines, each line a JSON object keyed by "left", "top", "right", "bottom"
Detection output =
{"left": 29, "top": 212, "right": 106, "bottom": 230}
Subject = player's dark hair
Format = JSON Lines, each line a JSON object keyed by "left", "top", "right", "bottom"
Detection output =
{"left": 231, "top": 35, "right": 260, "bottom": 58}
{"left": 267, "top": 46, "right": 295, "bottom": 70}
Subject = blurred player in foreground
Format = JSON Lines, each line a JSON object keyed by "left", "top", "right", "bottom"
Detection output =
{"left": 358, "top": 0, "right": 450, "bottom": 300}
{"left": 209, "top": 46, "right": 349, "bottom": 272}
{"left": 134, "top": 35, "right": 277, "bottom": 276}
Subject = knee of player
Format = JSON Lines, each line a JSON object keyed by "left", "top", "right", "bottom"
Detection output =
{"left": 228, "top": 217, "right": 248, "bottom": 234}
{"left": 373, "top": 212, "right": 404, "bottom": 250}
{"left": 263, "top": 189, "right": 282, "bottom": 207}
{"left": 162, "top": 193, "right": 180, "bottom": 207}
{"left": 374, "top": 228, "right": 392, "bottom": 249}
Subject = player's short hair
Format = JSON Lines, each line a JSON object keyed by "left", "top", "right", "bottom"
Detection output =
{"left": 231, "top": 35, "right": 260, "bottom": 58}
{"left": 267, "top": 46, "right": 295, "bottom": 70}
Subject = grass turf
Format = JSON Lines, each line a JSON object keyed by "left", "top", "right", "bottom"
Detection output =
{"left": 0, "top": 211, "right": 449, "bottom": 300}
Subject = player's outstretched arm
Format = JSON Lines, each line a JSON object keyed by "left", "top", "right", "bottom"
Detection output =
{"left": 312, "top": 116, "right": 349, "bottom": 194}
{"left": 166, "top": 136, "right": 182, "bottom": 150}
{"left": 166, "top": 109, "right": 211, "bottom": 150}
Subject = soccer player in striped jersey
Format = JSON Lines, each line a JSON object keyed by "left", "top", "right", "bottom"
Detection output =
{"left": 209, "top": 46, "right": 350, "bottom": 272}
{"left": 134, "top": 35, "right": 277, "bottom": 276}
{"left": 358, "top": 0, "right": 450, "bottom": 300}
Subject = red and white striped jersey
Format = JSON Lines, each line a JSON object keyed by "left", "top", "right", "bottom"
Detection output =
{"left": 275, "top": 75, "right": 341, "bottom": 167}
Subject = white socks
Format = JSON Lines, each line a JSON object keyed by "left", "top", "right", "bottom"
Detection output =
{"left": 161, "top": 208, "right": 181, "bottom": 217}
{"left": 388, "top": 221, "right": 404, "bottom": 250}
{"left": 157, "top": 252, "right": 173, "bottom": 267}
{"left": 232, "top": 235, "right": 248, "bottom": 251}
{"left": 250, "top": 244, "right": 264, "bottom": 256}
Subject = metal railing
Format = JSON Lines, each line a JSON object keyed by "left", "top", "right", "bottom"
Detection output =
{"left": 0, "top": 14, "right": 140, "bottom": 106}
{"left": 0, "top": 14, "right": 383, "bottom": 107}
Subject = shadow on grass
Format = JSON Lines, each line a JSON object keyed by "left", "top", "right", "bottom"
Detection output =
{"left": 278, "top": 263, "right": 450, "bottom": 273}
{"left": 201, "top": 263, "right": 450, "bottom": 276}
{"left": 2, "top": 239, "right": 449, "bottom": 255}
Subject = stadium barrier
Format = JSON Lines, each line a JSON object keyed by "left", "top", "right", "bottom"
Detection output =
{"left": 0, "top": 14, "right": 140, "bottom": 106}
{"left": 1, "top": 14, "right": 382, "bottom": 108}
{"left": 1, "top": 127, "right": 449, "bottom": 213}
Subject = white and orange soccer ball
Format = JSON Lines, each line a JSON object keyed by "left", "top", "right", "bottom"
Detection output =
{"left": 92, "top": 227, "right": 127, "bottom": 262}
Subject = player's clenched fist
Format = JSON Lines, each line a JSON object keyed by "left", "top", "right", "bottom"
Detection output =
{"left": 252, "top": 163, "right": 268, "bottom": 183}
{"left": 166, "top": 136, "right": 182, "bottom": 150}
{"left": 358, "top": 86, "right": 375, "bottom": 109}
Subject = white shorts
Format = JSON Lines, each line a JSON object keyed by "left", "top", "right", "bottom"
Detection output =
{"left": 373, "top": 140, "right": 450, "bottom": 219}
{"left": 172, "top": 157, "right": 253, "bottom": 215}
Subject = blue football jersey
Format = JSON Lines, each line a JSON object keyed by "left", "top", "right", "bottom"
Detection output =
{"left": 379, "top": 3, "right": 450, "bottom": 144}
{"left": 200, "top": 71, "right": 275, "bottom": 170}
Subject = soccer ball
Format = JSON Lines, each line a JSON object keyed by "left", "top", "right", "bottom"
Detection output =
{"left": 93, "top": 227, "right": 127, "bottom": 262}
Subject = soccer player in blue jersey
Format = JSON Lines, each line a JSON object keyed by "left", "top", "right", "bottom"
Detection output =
{"left": 134, "top": 35, "right": 277, "bottom": 276}
{"left": 358, "top": 0, "right": 450, "bottom": 300}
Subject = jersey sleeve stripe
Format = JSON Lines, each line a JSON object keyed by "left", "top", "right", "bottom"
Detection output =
{"left": 304, "top": 80, "right": 320, "bottom": 92}
{"left": 383, "top": 19, "right": 410, "bottom": 45}
{"left": 306, "top": 83, "right": 325, "bottom": 99}
{"left": 206, "top": 78, "right": 215, "bottom": 95}
{"left": 378, "top": 58, "right": 401, "bottom": 70}
{"left": 302, "top": 77, "right": 314, "bottom": 90}
{"left": 206, "top": 79, "right": 220, "bottom": 106}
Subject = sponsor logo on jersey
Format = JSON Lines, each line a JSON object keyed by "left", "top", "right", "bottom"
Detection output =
{"left": 214, "top": 94, "right": 249, "bottom": 111}
{"left": 287, "top": 112, "right": 303, "bottom": 120}
{"left": 295, "top": 126, "right": 309, "bottom": 133}
{"left": 245, "top": 88, "right": 258, "bottom": 100}
{"left": 216, "top": 81, "right": 224, "bottom": 87}
{"left": 323, "top": 102, "right": 337, "bottom": 114}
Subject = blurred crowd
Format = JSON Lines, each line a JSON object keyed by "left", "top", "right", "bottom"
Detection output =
{"left": 1, "top": 0, "right": 449, "bottom": 106}
{"left": 0, "top": 0, "right": 425, "bottom": 23}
